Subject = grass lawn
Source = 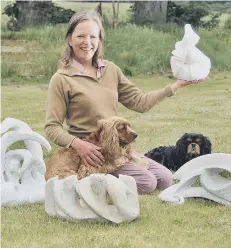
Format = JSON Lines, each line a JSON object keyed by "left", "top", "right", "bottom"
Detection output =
{"left": 1, "top": 72, "right": 231, "bottom": 248}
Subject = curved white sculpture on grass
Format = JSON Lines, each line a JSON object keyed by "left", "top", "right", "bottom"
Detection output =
{"left": 1, "top": 118, "right": 51, "bottom": 207}
{"left": 159, "top": 153, "right": 231, "bottom": 205}
{"left": 170, "top": 24, "right": 211, "bottom": 81}
{"left": 45, "top": 174, "right": 139, "bottom": 224}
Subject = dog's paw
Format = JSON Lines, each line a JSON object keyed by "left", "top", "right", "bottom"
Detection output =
{"left": 140, "top": 159, "right": 149, "bottom": 169}
{"left": 131, "top": 155, "right": 149, "bottom": 169}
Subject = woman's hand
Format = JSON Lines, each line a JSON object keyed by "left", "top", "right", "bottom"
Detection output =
{"left": 71, "top": 138, "right": 105, "bottom": 168}
{"left": 170, "top": 78, "right": 207, "bottom": 92}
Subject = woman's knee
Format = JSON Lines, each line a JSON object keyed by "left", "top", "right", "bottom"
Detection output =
{"left": 157, "top": 168, "right": 173, "bottom": 190}
{"left": 136, "top": 172, "right": 157, "bottom": 194}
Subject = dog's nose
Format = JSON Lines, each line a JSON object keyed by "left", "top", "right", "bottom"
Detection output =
{"left": 191, "top": 143, "right": 196, "bottom": 148}
{"left": 132, "top": 132, "right": 138, "bottom": 139}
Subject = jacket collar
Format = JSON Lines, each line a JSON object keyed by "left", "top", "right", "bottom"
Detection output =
{"left": 57, "top": 60, "right": 106, "bottom": 77}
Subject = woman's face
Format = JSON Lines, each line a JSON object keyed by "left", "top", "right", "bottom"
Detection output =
{"left": 68, "top": 19, "right": 100, "bottom": 64}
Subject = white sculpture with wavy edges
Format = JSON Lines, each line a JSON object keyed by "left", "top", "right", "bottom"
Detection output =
{"left": 170, "top": 24, "right": 211, "bottom": 81}
{"left": 159, "top": 153, "right": 231, "bottom": 205}
{"left": 1, "top": 118, "right": 51, "bottom": 207}
{"left": 45, "top": 174, "right": 139, "bottom": 224}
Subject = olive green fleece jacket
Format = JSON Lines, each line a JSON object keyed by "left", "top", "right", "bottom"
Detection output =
{"left": 45, "top": 60, "right": 174, "bottom": 147}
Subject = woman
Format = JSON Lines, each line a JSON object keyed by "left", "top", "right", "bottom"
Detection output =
{"left": 45, "top": 11, "right": 205, "bottom": 194}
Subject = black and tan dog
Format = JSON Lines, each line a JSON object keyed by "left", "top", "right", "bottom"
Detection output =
{"left": 145, "top": 133, "right": 212, "bottom": 171}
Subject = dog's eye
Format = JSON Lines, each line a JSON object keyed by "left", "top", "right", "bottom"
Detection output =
{"left": 117, "top": 125, "right": 126, "bottom": 131}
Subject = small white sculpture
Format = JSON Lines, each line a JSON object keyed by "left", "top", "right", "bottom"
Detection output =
{"left": 1, "top": 118, "right": 51, "bottom": 207}
{"left": 159, "top": 153, "right": 231, "bottom": 205}
{"left": 45, "top": 174, "right": 139, "bottom": 224}
{"left": 170, "top": 24, "right": 211, "bottom": 81}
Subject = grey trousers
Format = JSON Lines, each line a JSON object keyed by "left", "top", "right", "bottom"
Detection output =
{"left": 112, "top": 152, "right": 173, "bottom": 194}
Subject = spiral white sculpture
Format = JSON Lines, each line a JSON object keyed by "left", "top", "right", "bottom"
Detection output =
{"left": 1, "top": 118, "right": 51, "bottom": 207}
{"left": 170, "top": 24, "right": 211, "bottom": 81}
{"left": 45, "top": 174, "right": 139, "bottom": 224}
{"left": 159, "top": 153, "right": 231, "bottom": 205}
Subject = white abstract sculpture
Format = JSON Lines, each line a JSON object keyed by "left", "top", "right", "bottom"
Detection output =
{"left": 1, "top": 118, "right": 51, "bottom": 207}
{"left": 170, "top": 24, "right": 211, "bottom": 81}
{"left": 45, "top": 174, "right": 139, "bottom": 224}
{"left": 159, "top": 153, "right": 231, "bottom": 205}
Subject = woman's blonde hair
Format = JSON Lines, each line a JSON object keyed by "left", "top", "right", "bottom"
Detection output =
{"left": 59, "top": 11, "right": 105, "bottom": 68}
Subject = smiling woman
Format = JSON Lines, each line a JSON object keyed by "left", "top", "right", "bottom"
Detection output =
{"left": 68, "top": 20, "right": 100, "bottom": 67}
{"left": 44, "top": 10, "right": 207, "bottom": 195}
{"left": 60, "top": 11, "right": 104, "bottom": 72}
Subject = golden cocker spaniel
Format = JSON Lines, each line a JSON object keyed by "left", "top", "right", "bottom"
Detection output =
{"left": 45, "top": 116, "right": 148, "bottom": 181}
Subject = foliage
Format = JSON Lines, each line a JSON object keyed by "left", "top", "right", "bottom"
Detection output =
{"left": 1, "top": 23, "right": 231, "bottom": 83}
{"left": 167, "top": 1, "right": 223, "bottom": 29}
{"left": 48, "top": 4, "right": 75, "bottom": 24}
{"left": 2, "top": 2, "right": 21, "bottom": 31}
{"left": 2, "top": 2, "right": 20, "bottom": 19}
{"left": 167, "top": 1, "right": 209, "bottom": 28}
{"left": 224, "top": 16, "right": 231, "bottom": 30}
{"left": 201, "top": 1, "right": 231, "bottom": 13}
{"left": 202, "top": 12, "right": 221, "bottom": 30}
{"left": 2, "top": 1, "right": 75, "bottom": 30}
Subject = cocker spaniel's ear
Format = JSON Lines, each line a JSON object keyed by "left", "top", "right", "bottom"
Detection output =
{"left": 87, "top": 127, "right": 102, "bottom": 145}
{"left": 176, "top": 135, "right": 187, "bottom": 156}
{"left": 98, "top": 120, "right": 120, "bottom": 158}
{"left": 202, "top": 136, "right": 212, "bottom": 154}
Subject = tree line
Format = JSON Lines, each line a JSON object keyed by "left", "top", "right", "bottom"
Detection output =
{"left": 3, "top": 1, "right": 231, "bottom": 31}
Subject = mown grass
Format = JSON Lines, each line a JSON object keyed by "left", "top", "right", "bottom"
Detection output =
{"left": 1, "top": 72, "right": 231, "bottom": 248}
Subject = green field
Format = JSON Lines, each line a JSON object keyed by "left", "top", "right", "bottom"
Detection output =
{"left": 1, "top": 73, "right": 231, "bottom": 248}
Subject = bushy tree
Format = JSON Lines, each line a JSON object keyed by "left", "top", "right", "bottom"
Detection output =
{"left": 167, "top": 1, "right": 209, "bottom": 28}
{"left": 202, "top": 12, "right": 221, "bottom": 30}
{"left": 3, "top": 1, "right": 75, "bottom": 31}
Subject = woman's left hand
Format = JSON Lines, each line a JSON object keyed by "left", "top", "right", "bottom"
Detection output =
{"left": 170, "top": 78, "right": 207, "bottom": 92}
